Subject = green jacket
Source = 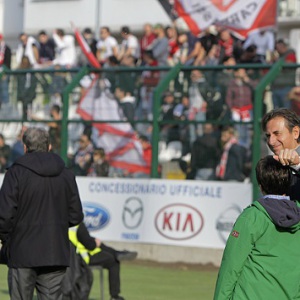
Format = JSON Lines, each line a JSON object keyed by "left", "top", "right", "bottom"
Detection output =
{"left": 214, "top": 198, "right": 300, "bottom": 300}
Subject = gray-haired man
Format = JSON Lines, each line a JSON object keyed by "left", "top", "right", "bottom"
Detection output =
{"left": 0, "top": 127, "right": 83, "bottom": 299}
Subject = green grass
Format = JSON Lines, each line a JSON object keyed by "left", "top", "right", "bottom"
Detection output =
{"left": 0, "top": 261, "right": 219, "bottom": 300}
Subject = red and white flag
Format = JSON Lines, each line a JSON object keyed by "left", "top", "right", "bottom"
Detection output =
{"left": 159, "top": 0, "right": 277, "bottom": 39}
{"left": 72, "top": 23, "right": 150, "bottom": 175}
{"left": 77, "top": 78, "right": 151, "bottom": 175}
{"left": 71, "top": 23, "right": 101, "bottom": 68}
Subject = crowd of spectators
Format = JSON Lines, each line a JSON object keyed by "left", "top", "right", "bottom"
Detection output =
{"left": 0, "top": 23, "right": 298, "bottom": 181}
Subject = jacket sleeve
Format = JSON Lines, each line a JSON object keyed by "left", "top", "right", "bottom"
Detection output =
{"left": 213, "top": 207, "right": 266, "bottom": 300}
{"left": 0, "top": 168, "right": 19, "bottom": 242}
{"left": 67, "top": 171, "right": 84, "bottom": 227}
{"left": 77, "top": 222, "right": 97, "bottom": 251}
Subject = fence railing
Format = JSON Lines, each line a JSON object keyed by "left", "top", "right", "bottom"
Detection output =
{"left": 0, "top": 60, "right": 297, "bottom": 201}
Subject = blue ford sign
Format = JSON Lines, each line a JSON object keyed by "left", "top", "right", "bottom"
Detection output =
{"left": 83, "top": 203, "right": 110, "bottom": 231}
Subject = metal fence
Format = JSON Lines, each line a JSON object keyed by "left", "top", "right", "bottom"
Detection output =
{"left": 0, "top": 59, "right": 296, "bottom": 201}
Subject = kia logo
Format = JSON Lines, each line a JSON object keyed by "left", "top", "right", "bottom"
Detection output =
{"left": 216, "top": 205, "right": 242, "bottom": 243}
{"left": 122, "top": 197, "right": 143, "bottom": 229}
{"left": 155, "top": 203, "right": 204, "bottom": 240}
{"left": 83, "top": 203, "right": 110, "bottom": 231}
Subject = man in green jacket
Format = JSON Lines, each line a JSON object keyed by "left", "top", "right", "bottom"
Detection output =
{"left": 214, "top": 155, "right": 300, "bottom": 300}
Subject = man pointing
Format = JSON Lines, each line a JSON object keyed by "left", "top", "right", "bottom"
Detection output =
{"left": 262, "top": 108, "right": 300, "bottom": 199}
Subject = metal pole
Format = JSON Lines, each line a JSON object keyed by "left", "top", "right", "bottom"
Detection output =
{"left": 95, "top": 0, "right": 101, "bottom": 38}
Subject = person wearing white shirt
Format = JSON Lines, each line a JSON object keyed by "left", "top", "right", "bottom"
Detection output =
{"left": 119, "top": 26, "right": 140, "bottom": 63}
{"left": 16, "top": 33, "right": 39, "bottom": 68}
{"left": 243, "top": 30, "right": 275, "bottom": 62}
{"left": 96, "top": 26, "right": 119, "bottom": 65}
{"left": 52, "top": 29, "right": 77, "bottom": 67}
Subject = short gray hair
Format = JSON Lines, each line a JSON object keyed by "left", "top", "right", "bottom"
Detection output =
{"left": 22, "top": 127, "right": 50, "bottom": 153}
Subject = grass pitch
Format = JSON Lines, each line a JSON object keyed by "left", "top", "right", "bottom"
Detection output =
{"left": 0, "top": 260, "right": 218, "bottom": 300}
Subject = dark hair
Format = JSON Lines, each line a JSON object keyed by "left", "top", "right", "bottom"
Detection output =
{"left": 83, "top": 28, "right": 92, "bottom": 35}
{"left": 56, "top": 29, "right": 65, "bottom": 37}
{"left": 101, "top": 26, "right": 110, "bottom": 33}
{"left": 38, "top": 30, "right": 47, "bottom": 36}
{"left": 51, "top": 104, "right": 60, "bottom": 114}
{"left": 108, "top": 55, "right": 120, "bottom": 65}
{"left": 139, "top": 135, "right": 149, "bottom": 143}
{"left": 143, "top": 50, "right": 154, "bottom": 60}
{"left": 94, "top": 147, "right": 105, "bottom": 157}
{"left": 22, "top": 128, "right": 50, "bottom": 153}
{"left": 256, "top": 155, "right": 291, "bottom": 195}
{"left": 261, "top": 108, "right": 300, "bottom": 143}
{"left": 221, "top": 55, "right": 232, "bottom": 64}
{"left": 121, "top": 26, "right": 130, "bottom": 34}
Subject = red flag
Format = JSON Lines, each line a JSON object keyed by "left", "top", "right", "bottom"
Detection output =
{"left": 71, "top": 23, "right": 101, "bottom": 68}
{"left": 159, "top": 0, "right": 277, "bottom": 39}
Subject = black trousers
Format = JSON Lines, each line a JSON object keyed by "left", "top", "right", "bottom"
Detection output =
{"left": 89, "top": 244, "right": 120, "bottom": 298}
{"left": 8, "top": 266, "right": 66, "bottom": 300}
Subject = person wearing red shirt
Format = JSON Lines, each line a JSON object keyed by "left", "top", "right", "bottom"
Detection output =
{"left": 140, "top": 23, "right": 156, "bottom": 64}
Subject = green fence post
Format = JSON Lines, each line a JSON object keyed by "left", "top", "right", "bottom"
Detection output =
{"left": 252, "top": 58, "right": 285, "bottom": 201}
{"left": 151, "top": 63, "right": 182, "bottom": 178}
{"left": 61, "top": 66, "right": 89, "bottom": 164}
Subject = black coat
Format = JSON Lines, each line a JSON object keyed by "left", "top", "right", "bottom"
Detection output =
{"left": 222, "top": 144, "right": 247, "bottom": 182}
{"left": 0, "top": 152, "right": 83, "bottom": 268}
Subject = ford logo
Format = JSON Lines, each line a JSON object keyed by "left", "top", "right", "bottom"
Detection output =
{"left": 155, "top": 203, "right": 204, "bottom": 240}
{"left": 83, "top": 202, "right": 110, "bottom": 231}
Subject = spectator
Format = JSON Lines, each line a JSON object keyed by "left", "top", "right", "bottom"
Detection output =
{"left": 140, "top": 23, "right": 156, "bottom": 63}
{"left": 69, "top": 222, "right": 137, "bottom": 300}
{"left": 218, "top": 28, "right": 242, "bottom": 63}
{"left": 137, "top": 50, "right": 159, "bottom": 127}
{"left": 188, "top": 70, "right": 210, "bottom": 141}
{"left": 10, "top": 129, "right": 25, "bottom": 163}
{"left": 96, "top": 26, "right": 119, "bottom": 66}
{"left": 173, "top": 95, "right": 191, "bottom": 155}
{"left": 214, "top": 155, "right": 300, "bottom": 300}
{"left": 72, "top": 133, "right": 94, "bottom": 176}
{"left": 160, "top": 91, "right": 180, "bottom": 144}
{"left": 0, "top": 133, "right": 10, "bottom": 173}
{"left": 119, "top": 26, "right": 140, "bottom": 63}
{"left": 16, "top": 32, "right": 39, "bottom": 68}
{"left": 48, "top": 104, "right": 62, "bottom": 154}
{"left": 82, "top": 27, "right": 97, "bottom": 57}
{"left": 52, "top": 28, "right": 77, "bottom": 67}
{"left": 178, "top": 31, "right": 201, "bottom": 65}
{"left": 16, "top": 56, "right": 38, "bottom": 121}
{"left": 0, "top": 33, "right": 11, "bottom": 106}
{"left": 138, "top": 135, "right": 152, "bottom": 168}
{"left": 37, "top": 30, "right": 56, "bottom": 65}
{"left": 88, "top": 148, "right": 110, "bottom": 177}
{"left": 119, "top": 54, "right": 138, "bottom": 97}
{"left": 0, "top": 127, "right": 83, "bottom": 299}
{"left": 272, "top": 39, "right": 297, "bottom": 109}
{"left": 188, "top": 123, "right": 220, "bottom": 180}
{"left": 215, "top": 126, "right": 247, "bottom": 182}
{"left": 225, "top": 68, "right": 256, "bottom": 148}
{"left": 165, "top": 25, "right": 180, "bottom": 65}
{"left": 115, "top": 86, "right": 135, "bottom": 123}
{"left": 243, "top": 29, "right": 275, "bottom": 62}
{"left": 149, "top": 23, "right": 169, "bottom": 66}
{"left": 199, "top": 25, "right": 219, "bottom": 56}
{"left": 215, "top": 56, "right": 236, "bottom": 120}
{"left": 239, "top": 44, "right": 263, "bottom": 64}
{"left": 204, "top": 44, "right": 219, "bottom": 66}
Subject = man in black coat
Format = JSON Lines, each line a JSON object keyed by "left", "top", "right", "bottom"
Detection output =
{"left": 0, "top": 127, "right": 83, "bottom": 299}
